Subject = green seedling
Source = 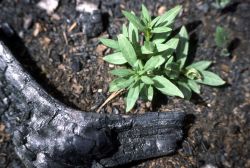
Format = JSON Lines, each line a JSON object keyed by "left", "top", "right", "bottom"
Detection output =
{"left": 213, "top": 0, "right": 231, "bottom": 9}
{"left": 215, "top": 26, "right": 230, "bottom": 57}
{"left": 100, "top": 4, "right": 225, "bottom": 112}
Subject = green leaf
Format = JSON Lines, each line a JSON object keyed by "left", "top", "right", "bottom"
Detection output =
{"left": 109, "top": 77, "right": 134, "bottom": 92}
{"left": 152, "top": 31, "right": 172, "bottom": 44}
{"left": 118, "top": 34, "right": 137, "bottom": 67}
{"left": 109, "top": 69, "right": 133, "bottom": 77}
{"left": 178, "top": 82, "right": 192, "bottom": 100}
{"left": 122, "top": 24, "right": 128, "bottom": 37}
{"left": 141, "top": 76, "right": 154, "bottom": 85}
{"left": 151, "top": 16, "right": 161, "bottom": 27}
{"left": 151, "top": 27, "right": 172, "bottom": 33}
{"left": 154, "top": 5, "right": 182, "bottom": 27}
{"left": 147, "top": 85, "right": 154, "bottom": 101}
{"left": 133, "top": 42, "right": 143, "bottom": 55}
{"left": 152, "top": 75, "right": 184, "bottom": 98}
{"left": 126, "top": 83, "right": 140, "bottom": 112}
{"left": 140, "top": 84, "right": 148, "bottom": 100}
{"left": 141, "top": 45, "right": 154, "bottom": 54}
{"left": 128, "top": 22, "right": 139, "bottom": 43}
{"left": 156, "top": 37, "right": 179, "bottom": 53}
{"left": 100, "top": 38, "right": 119, "bottom": 50}
{"left": 215, "top": 26, "right": 229, "bottom": 48}
{"left": 141, "top": 4, "right": 151, "bottom": 22}
{"left": 213, "top": 0, "right": 231, "bottom": 9}
{"left": 140, "top": 85, "right": 154, "bottom": 101}
{"left": 154, "top": 55, "right": 166, "bottom": 68}
{"left": 165, "top": 62, "right": 181, "bottom": 79}
{"left": 186, "top": 61, "right": 212, "bottom": 70}
{"left": 134, "top": 60, "right": 143, "bottom": 71}
{"left": 141, "top": 16, "right": 148, "bottom": 26}
{"left": 218, "top": 0, "right": 231, "bottom": 8}
{"left": 144, "top": 55, "right": 164, "bottom": 71}
{"left": 176, "top": 26, "right": 189, "bottom": 69}
{"left": 139, "top": 82, "right": 145, "bottom": 90}
{"left": 197, "top": 71, "right": 226, "bottom": 86}
{"left": 144, "top": 41, "right": 155, "bottom": 51}
{"left": 103, "top": 52, "right": 127, "bottom": 64}
{"left": 188, "top": 79, "right": 201, "bottom": 94}
{"left": 165, "top": 56, "right": 174, "bottom": 67}
{"left": 122, "top": 11, "right": 145, "bottom": 31}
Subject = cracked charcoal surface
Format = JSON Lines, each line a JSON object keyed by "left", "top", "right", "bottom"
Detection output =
{"left": 0, "top": 41, "right": 185, "bottom": 167}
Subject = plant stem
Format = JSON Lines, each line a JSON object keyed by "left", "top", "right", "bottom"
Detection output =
{"left": 145, "top": 29, "right": 151, "bottom": 42}
{"left": 97, "top": 89, "right": 125, "bottom": 113}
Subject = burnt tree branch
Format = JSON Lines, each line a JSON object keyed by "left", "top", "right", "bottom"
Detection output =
{"left": 0, "top": 38, "right": 185, "bottom": 167}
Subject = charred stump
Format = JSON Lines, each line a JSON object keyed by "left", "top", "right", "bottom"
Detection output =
{"left": 0, "top": 28, "right": 186, "bottom": 168}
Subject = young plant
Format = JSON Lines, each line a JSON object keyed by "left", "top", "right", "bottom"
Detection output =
{"left": 100, "top": 4, "right": 225, "bottom": 112}
{"left": 215, "top": 26, "right": 230, "bottom": 57}
{"left": 212, "top": 0, "right": 231, "bottom": 9}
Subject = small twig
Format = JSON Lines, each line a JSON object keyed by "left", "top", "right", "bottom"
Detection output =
{"left": 68, "top": 22, "right": 77, "bottom": 33}
{"left": 97, "top": 89, "right": 124, "bottom": 113}
{"left": 72, "top": 53, "right": 86, "bottom": 56}
{"left": 63, "top": 31, "right": 68, "bottom": 45}
{"left": 70, "top": 32, "right": 84, "bottom": 37}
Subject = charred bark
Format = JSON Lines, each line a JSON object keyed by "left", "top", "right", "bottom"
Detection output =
{"left": 0, "top": 29, "right": 186, "bottom": 168}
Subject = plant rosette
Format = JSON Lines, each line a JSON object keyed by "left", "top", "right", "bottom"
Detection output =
{"left": 100, "top": 4, "right": 225, "bottom": 112}
{"left": 215, "top": 26, "right": 231, "bottom": 57}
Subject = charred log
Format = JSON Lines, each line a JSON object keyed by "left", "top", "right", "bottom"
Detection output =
{"left": 0, "top": 29, "right": 186, "bottom": 168}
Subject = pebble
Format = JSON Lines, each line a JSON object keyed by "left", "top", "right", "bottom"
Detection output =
{"left": 109, "top": 64, "right": 114, "bottom": 68}
{"left": 2, "top": 98, "right": 8, "bottom": 105}
{"left": 146, "top": 102, "right": 151, "bottom": 109}
{"left": 51, "top": 13, "right": 61, "bottom": 20}
{"left": 33, "top": 23, "right": 42, "bottom": 37}
{"left": 76, "top": 0, "right": 99, "bottom": 13}
{"left": 158, "top": 6, "right": 166, "bottom": 15}
{"left": 201, "top": 164, "right": 218, "bottom": 168}
{"left": 37, "top": 0, "right": 59, "bottom": 14}
{"left": 112, "top": 107, "right": 120, "bottom": 114}
{"left": 96, "top": 44, "right": 107, "bottom": 55}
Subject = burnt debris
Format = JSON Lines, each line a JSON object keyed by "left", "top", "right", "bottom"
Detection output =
{"left": 0, "top": 38, "right": 185, "bottom": 167}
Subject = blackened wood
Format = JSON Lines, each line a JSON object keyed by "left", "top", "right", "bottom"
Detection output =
{"left": 0, "top": 41, "right": 185, "bottom": 168}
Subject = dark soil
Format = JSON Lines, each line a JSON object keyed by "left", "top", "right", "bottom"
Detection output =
{"left": 0, "top": 0, "right": 250, "bottom": 167}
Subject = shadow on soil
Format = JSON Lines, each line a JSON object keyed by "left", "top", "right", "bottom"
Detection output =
{"left": 221, "top": 2, "right": 241, "bottom": 15}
